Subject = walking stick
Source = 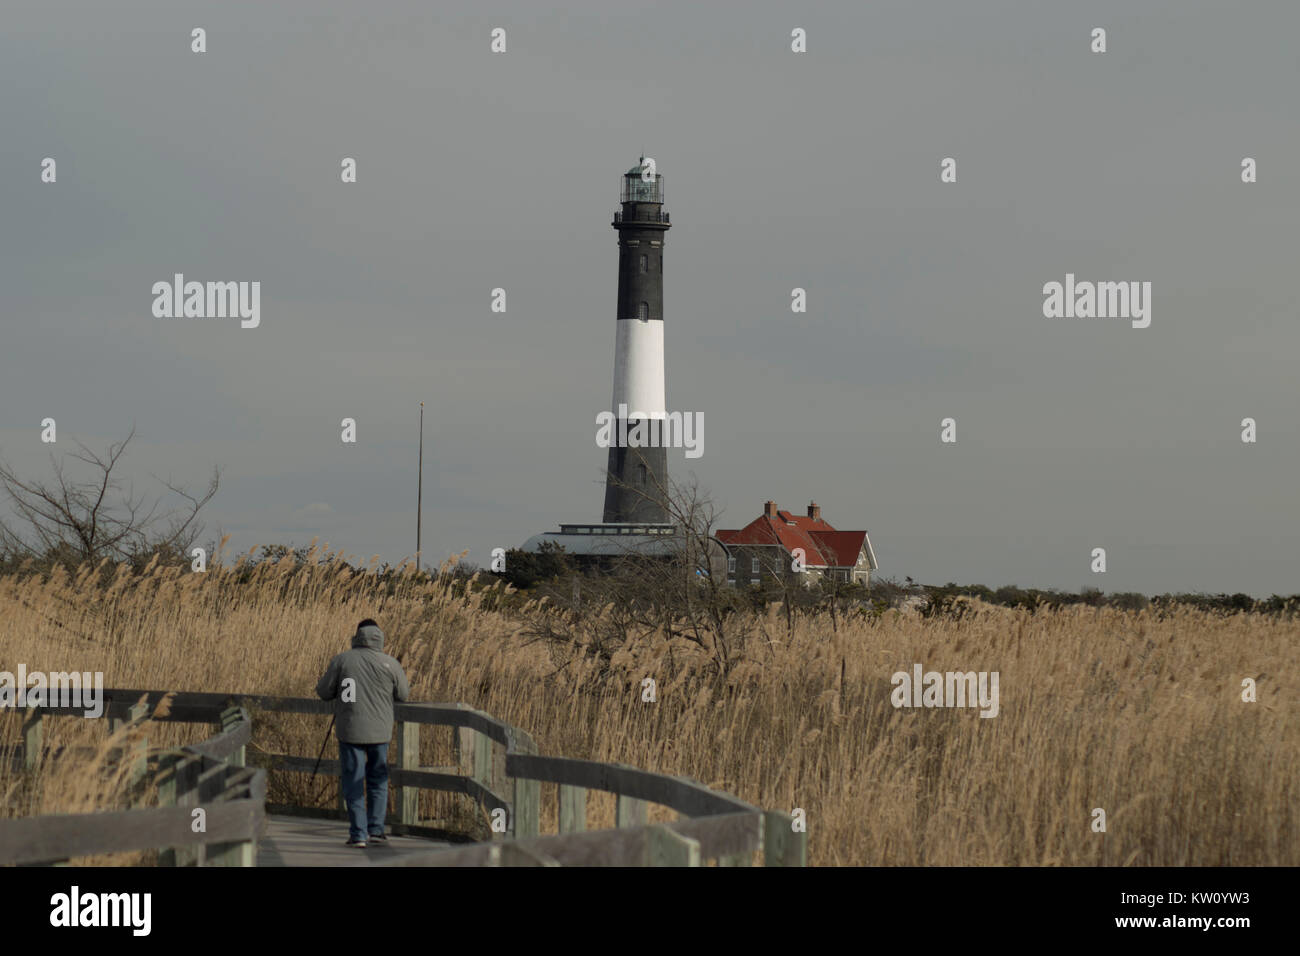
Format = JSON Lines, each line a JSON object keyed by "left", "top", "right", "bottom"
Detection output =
{"left": 309, "top": 714, "right": 336, "bottom": 804}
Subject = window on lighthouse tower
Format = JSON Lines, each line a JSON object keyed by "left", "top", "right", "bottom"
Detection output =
{"left": 638, "top": 302, "right": 649, "bottom": 322}
{"left": 639, "top": 254, "right": 647, "bottom": 274}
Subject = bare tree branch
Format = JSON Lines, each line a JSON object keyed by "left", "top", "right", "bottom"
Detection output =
{"left": 0, "top": 428, "right": 220, "bottom": 570}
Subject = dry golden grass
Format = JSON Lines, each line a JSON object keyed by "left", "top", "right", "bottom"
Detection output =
{"left": 2, "top": 544, "right": 1295, "bottom": 865}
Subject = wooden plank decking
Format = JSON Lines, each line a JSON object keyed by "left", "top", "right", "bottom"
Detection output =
{"left": 257, "top": 815, "right": 451, "bottom": 867}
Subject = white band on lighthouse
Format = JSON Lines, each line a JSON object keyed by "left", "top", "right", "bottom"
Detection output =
{"left": 611, "top": 318, "right": 666, "bottom": 419}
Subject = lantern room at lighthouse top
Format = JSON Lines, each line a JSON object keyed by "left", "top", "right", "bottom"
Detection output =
{"left": 620, "top": 156, "right": 665, "bottom": 204}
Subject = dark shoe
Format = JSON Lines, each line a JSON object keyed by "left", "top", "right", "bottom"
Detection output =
{"left": 368, "top": 832, "right": 388, "bottom": 843}
{"left": 346, "top": 838, "right": 367, "bottom": 848}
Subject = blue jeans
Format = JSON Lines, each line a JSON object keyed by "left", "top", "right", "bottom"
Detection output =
{"left": 339, "top": 742, "right": 389, "bottom": 841}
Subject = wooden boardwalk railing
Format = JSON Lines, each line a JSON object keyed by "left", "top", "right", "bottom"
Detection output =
{"left": 3, "top": 693, "right": 264, "bottom": 866}
{"left": 1, "top": 687, "right": 806, "bottom": 867}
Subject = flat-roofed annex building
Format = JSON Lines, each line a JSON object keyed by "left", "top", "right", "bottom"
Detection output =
{"left": 716, "top": 501, "right": 878, "bottom": 588}
{"left": 521, "top": 522, "right": 679, "bottom": 560}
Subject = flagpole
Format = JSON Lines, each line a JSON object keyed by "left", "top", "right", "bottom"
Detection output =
{"left": 417, "top": 402, "right": 424, "bottom": 572}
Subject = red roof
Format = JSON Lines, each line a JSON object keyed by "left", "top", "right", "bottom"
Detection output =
{"left": 716, "top": 508, "right": 873, "bottom": 569}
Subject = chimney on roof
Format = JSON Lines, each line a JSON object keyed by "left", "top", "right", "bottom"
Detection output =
{"left": 764, "top": 500, "right": 778, "bottom": 518}
{"left": 808, "top": 501, "right": 821, "bottom": 521}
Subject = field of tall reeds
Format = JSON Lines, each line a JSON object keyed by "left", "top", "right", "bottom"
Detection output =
{"left": 2, "top": 545, "right": 1295, "bottom": 865}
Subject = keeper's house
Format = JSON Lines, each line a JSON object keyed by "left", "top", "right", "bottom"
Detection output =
{"left": 716, "top": 501, "right": 877, "bottom": 588}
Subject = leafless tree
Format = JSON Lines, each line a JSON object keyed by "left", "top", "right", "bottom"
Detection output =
{"left": 527, "top": 464, "right": 743, "bottom": 676}
{"left": 0, "top": 425, "right": 219, "bottom": 568}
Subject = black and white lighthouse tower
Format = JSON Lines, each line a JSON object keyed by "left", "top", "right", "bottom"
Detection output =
{"left": 520, "top": 157, "right": 686, "bottom": 565}
{"left": 603, "top": 157, "right": 671, "bottom": 523}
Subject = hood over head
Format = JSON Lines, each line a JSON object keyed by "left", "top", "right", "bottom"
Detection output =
{"left": 352, "top": 623, "right": 385, "bottom": 651}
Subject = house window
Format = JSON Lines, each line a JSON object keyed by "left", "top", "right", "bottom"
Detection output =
{"left": 727, "top": 556, "right": 736, "bottom": 573}
{"left": 638, "top": 301, "right": 649, "bottom": 321}
{"left": 639, "top": 254, "right": 648, "bottom": 274}
{"left": 637, "top": 463, "right": 647, "bottom": 486}
{"left": 751, "top": 557, "right": 760, "bottom": 574}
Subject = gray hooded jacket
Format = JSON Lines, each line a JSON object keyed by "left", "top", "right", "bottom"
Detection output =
{"left": 315, "top": 624, "right": 411, "bottom": 745}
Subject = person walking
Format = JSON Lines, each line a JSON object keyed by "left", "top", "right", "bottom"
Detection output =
{"left": 315, "top": 618, "right": 411, "bottom": 847}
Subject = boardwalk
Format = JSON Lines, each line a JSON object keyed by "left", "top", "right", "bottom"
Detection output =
{"left": 258, "top": 815, "right": 450, "bottom": 866}
{"left": 3, "top": 687, "right": 805, "bottom": 867}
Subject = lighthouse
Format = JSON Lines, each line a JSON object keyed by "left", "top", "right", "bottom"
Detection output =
{"left": 603, "top": 157, "right": 671, "bottom": 523}
{"left": 520, "top": 156, "right": 693, "bottom": 567}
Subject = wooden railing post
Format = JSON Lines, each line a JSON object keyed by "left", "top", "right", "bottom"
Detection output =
{"left": 718, "top": 851, "right": 752, "bottom": 867}
{"left": 616, "top": 794, "right": 647, "bottom": 829}
{"left": 219, "top": 705, "right": 245, "bottom": 768}
{"left": 453, "top": 725, "right": 470, "bottom": 776}
{"left": 172, "top": 753, "right": 202, "bottom": 866}
{"left": 558, "top": 784, "right": 586, "bottom": 833}
{"left": 507, "top": 729, "right": 539, "bottom": 839}
{"left": 491, "top": 736, "right": 509, "bottom": 825}
{"left": 109, "top": 701, "right": 149, "bottom": 805}
{"left": 194, "top": 757, "right": 223, "bottom": 866}
{"left": 199, "top": 758, "right": 254, "bottom": 867}
{"left": 473, "top": 731, "right": 500, "bottom": 839}
{"left": 397, "top": 720, "right": 419, "bottom": 826}
{"left": 489, "top": 842, "right": 561, "bottom": 866}
{"left": 208, "top": 834, "right": 255, "bottom": 867}
{"left": 473, "top": 731, "right": 491, "bottom": 791}
{"left": 157, "top": 750, "right": 180, "bottom": 866}
{"left": 646, "top": 825, "right": 700, "bottom": 866}
{"left": 22, "top": 707, "right": 42, "bottom": 770}
{"left": 762, "top": 810, "right": 807, "bottom": 867}
{"left": 512, "top": 774, "right": 539, "bottom": 839}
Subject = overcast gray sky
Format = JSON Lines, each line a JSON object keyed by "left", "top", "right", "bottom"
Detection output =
{"left": 2, "top": 1, "right": 1296, "bottom": 596}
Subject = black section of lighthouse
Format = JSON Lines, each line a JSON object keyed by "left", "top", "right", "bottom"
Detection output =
{"left": 603, "top": 157, "right": 671, "bottom": 523}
